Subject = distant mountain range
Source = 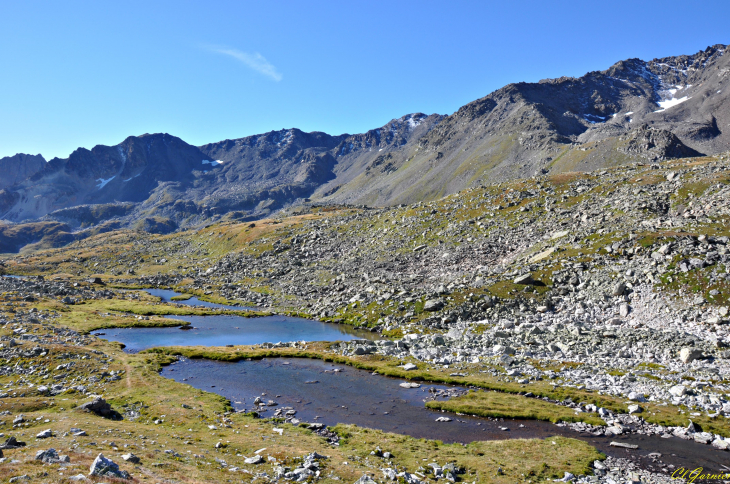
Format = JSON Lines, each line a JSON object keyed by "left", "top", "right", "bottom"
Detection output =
{"left": 1, "top": 44, "right": 728, "bottom": 252}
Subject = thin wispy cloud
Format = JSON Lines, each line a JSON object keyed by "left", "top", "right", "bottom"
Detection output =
{"left": 207, "top": 46, "right": 282, "bottom": 82}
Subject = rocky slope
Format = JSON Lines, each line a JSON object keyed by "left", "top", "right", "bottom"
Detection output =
{"left": 316, "top": 44, "right": 729, "bottom": 206}
{"left": 3, "top": 149, "right": 730, "bottom": 483}
{"left": 0, "top": 44, "right": 728, "bottom": 253}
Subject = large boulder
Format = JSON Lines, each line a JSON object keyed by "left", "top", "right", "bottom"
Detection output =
{"left": 77, "top": 397, "right": 122, "bottom": 419}
{"left": 0, "top": 436, "right": 26, "bottom": 449}
{"left": 679, "top": 348, "right": 703, "bottom": 364}
{"left": 89, "top": 453, "right": 130, "bottom": 479}
{"left": 35, "top": 448, "right": 69, "bottom": 464}
{"left": 423, "top": 299, "right": 444, "bottom": 311}
{"left": 513, "top": 273, "right": 535, "bottom": 285}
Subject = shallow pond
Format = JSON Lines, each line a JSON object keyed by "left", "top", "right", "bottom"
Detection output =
{"left": 162, "top": 357, "right": 730, "bottom": 474}
{"left": 143, "top": 288, "right": 245, "bottom": 310}
{"left": 94, "top": 314, "right": 375, "bottom": 352}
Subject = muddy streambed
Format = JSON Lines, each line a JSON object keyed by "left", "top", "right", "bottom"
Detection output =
{"left": 162, "top": 357, "right": 729, "bottom": 475}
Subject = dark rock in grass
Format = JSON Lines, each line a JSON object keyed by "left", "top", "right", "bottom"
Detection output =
{"left": 0, "top": 436, "right": 26, "bottom": 449}
{"left": 77, "top": 397, "right": 122, "bottom": 420}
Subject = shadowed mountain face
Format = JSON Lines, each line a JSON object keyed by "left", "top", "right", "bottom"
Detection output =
{"left": 0, "top": 154, "right": 45, "bottom": 190}
{"left": 1, "top": 133, "right": 208, "bottom": 223}
{"left": 0, "top": 44, "right": 728, "bottom": 252}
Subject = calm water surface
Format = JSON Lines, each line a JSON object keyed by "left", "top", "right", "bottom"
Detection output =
{"left": 162, "top": 357, "right": 730, "bottom": 474}
{"left": 143, "top": 288, "right": 246, "bottom": 310}
{"left": 76, "top": 285, "right": 730, "bottom": 473}
{"left": 94, "top": 314, "right": 375, "bottom": 352}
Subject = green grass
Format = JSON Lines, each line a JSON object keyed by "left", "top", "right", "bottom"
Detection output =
{"left": 426, "top": 390, "right": 605, "bottom": 425}
{"left": 332, "top": 425, "right": 603, "bottom": 483}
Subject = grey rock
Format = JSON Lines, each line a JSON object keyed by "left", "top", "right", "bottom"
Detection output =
{"left": 423, "top": 299, "right": 444, "bottom": 311}
{"left": 35, "top": 448, "right": 62, "bottom": 463}
{"left": 77, "top": 397, "right": 119, "bottom": 419}
{"left": 619, "top": 303, "right": 630, "bottom": 317}
{"left": 121, "top": 453, "right": 140, "bottom": 464}
{"left": 669, "top": 385, "right": 687, "bottom": 397}
{"left": 513, "top": 274, "right": 535, "bottom": 285}
{"left": 354, "top": 476, "right": 378, "bottom": 484}
{"left": 0, "top": 437, "right": 26, "bottom": 449}
{"left": 712, "top": 439, "right": 730, "bottom": 450}
{"left": 89, "top": 453, "right": 130, "bottom": 479}
{"left": 627, "top": 404, "right": 643, "bottom": 414}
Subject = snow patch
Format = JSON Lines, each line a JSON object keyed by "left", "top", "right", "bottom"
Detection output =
{"left": 276, "top": 130, "right": 293, "bottom": 147}
{"left": 96, "top": 176, "right": 115, "bottom": 189}
{"left": 123, "top": 173, "right": 141, "bottom": 182}
{"left": 202, "top": 160, "right": 223, "bottom": 166}
{"left": 583, "top": 113, "right": 611, "bottom": 124}
{"left": 407, "top": 116, "right": 422, "bottom": 129}
{"left": 654, "top": 96, "right": 690, "bottom": 112}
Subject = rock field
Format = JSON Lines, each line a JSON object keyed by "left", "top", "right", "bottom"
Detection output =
{"left": 2, "top": 153, "right": 730, "bottom": 482}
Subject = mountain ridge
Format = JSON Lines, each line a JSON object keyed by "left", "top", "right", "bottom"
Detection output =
{"left": 1, "top": 43, "right": 728, "bottom": 252}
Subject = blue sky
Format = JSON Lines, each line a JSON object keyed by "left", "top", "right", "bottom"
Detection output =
{"left": 1, "top": 0, "right": 728, "bottom": 160}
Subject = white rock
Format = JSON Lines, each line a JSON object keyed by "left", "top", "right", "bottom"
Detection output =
{"left": 619, "top": 303, "right": 630, "bottom": 317}
{"left": 244, "top": 455, "right": 264, "bottom": 465}
{"left": 679, "top": 347, "right": 702, "bottom": 364}
{"left": 711, "top": 439, "right": 729, "bottom": 450}
{"left": 668, "top": 385, "right": 687, "bottom": 397}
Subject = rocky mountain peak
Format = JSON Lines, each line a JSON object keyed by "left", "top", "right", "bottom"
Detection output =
{"left": 0, "top": 153, "right": 46, "bottom": 190}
